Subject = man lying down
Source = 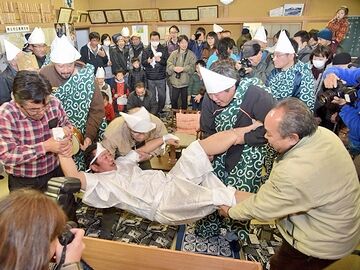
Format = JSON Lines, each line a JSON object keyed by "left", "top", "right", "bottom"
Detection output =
{"left": 59, "top": 122, "right": 261, "bottom": 225}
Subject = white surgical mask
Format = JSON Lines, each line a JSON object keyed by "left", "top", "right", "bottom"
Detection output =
{"left": 103, "top": 40, "right": 111, "bottom": 47}
{"left": 151, "top": 41, "right": 159, "bottom": 47}
{"left": 312, "top": 59, "right": 326, "bottom": 69}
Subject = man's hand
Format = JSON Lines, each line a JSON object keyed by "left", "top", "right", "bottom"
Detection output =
{"left": 154, "top": 56, "right": 161, "bottom": 62}
{"left": 147, "top": 57, "right": 153, "bottom": 64}
{"left": 331, "top": 96, "right": 347, "bottom": 106}
{"left": 80, "top": 137, "right": 92, "bottom": 151}
{"left": 235, "top": 190, "right": 253, "bottom": 202}
{"left": 233, "top": 121, "right": 263, "bottom": 144}
{"left": 44, "top": 137, "right": 72, "bottom": 154}
{"left": 218, "top": 205, "right": 230, "bottom": 217}
{"left": 163, "top": 134, "right": 180, "bottom": 147}
{"left": 55, "top": 228, "right": 85, "bottom": 264}
{"left": 174, "top": 66, "right": 184, "bottom": 73}
{"left": 194, "top": 94, "right": 202, "bottom": 103}
{"left": 324, "top": 73, "right": 340, "bottom": 88}
{"left": 136, "top": 150, "right": 152, "bottom": 162}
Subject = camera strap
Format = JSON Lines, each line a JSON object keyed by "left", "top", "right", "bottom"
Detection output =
{"left": 54, "top": 245, "right": 68, "bottom": 270}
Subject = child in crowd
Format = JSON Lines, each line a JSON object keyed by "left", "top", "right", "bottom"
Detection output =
{"left": 102, "top": 91, "right": 115, "bottom": 123}
{"left": 112, "top": 69, "right": 130, "bottom": 114}
{"left": 128, "top": 57, "right": 147, "bottom": 92}
{"left": 96, "top": 67, "right": 112, "bottom": 101}
{"left": 188, "top": 60, "right": 206, "bottom": 111}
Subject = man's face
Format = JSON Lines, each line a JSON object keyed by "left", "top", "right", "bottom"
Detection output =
{"left": 130, "top": 130, "right": 149, "bottom": 142}
{"left": 264, "top": 109, "right": 297, "bottom": 153}
{"left": 135, "top": 87, "right": 145, "bottom": 97}
{"left": 132, "top": 61, "right": 140, "bottom": 69}
{"left": 150, "top": 35, "right": 160, "bottom": 43}
{"left": 179, "top": 39, "right": 188, "bottom": 51}
{"left": 117, "top": 37, "right": 126, "bottom": 48}
{"left": 54, "top": 63, "right": 75, "bottom": 80}
{"left": 272, "top": 52, "right": 293, "bottom": 69}
{"left": 248, "top": 51, "right": 262, "bottom": 67}
{"left": 308, "top": 37, "right": 318, "bottom": 47}
{"left": 318, "top": 38, "right": 331, "bottom": 47}
{"left": 96, "top": 77, "right": 105, "bottom": 86}
{"left": 131, "top": 37, "right": 141, "bottom": 46}
{"left": 90, "top": 38, "right": 99, "bottom": 48}
{"left": 30, "top": 44, "right": 47, "bottom": 58}
{"left": 169, "top": 27, "right": 178, "bottom": 40}
{"left": 293, "top": 36, "right": 304, "bottom": 50}
{"left": 18, "top": 99, "right": 49, "bottom": 121}
{"left": 208, "top": 86, "right": 236, "bottom": 107}
{"left": 91, "top": 150, "right": 116, "bottom": 173}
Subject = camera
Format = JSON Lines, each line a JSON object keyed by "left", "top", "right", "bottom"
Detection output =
{"left": 238, "top": 58, "right": 252, "bottom": 78}
{"left": 194, "top": 32, "right": 201, "bottom": 40}
{"left": 58, "top": 221, "right": 77, "bottom": 246}
{"left": 175, "top": 72, "right": 182, "bottom": 79}
{"left": 318, "top": 81, "right": 358, "bottom": 105}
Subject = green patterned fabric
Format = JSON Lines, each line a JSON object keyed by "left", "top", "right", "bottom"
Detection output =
{"left": 54, "top": 64, "right": 107, "bottom": 170}
{"left": 195, "top": 77, "right": 272, "bottom": 241}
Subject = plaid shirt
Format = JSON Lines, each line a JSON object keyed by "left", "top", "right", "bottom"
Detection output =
{"left": 0, "top": 96, "right": 71, "bottom": 177}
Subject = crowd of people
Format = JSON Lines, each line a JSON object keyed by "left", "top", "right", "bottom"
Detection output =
{"left": 0, "top": 4, "right": 359, "bottom": 270}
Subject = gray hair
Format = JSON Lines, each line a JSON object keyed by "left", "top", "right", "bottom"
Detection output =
{"left": 210, "top": 61, "right": 238, "bottom": 81}
{"left": 276, "top": 98, "right": 317, "bottom": 139}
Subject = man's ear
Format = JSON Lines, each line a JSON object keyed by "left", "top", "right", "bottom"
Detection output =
{"left": 288, "top": 133, "right": 300, "bottom": 146}
{"left": 90, "top": 163, "right": 100, "bottom": 173}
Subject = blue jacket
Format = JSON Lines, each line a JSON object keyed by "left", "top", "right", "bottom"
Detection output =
{"left": 323, "top": 67, "right": 360, "bottom": 151}
{"left": 188, "top": 40, "right": 205, "bottom": 60}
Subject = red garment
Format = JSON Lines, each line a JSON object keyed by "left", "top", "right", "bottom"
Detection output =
{"left": 104, "top": 103, "right": 115, "bottom": 122}
{"left": 327, "top": 18, "right": 349, "bottom": 43}
{"left": 112, "top": 81, "right": 130, "bottom": 112}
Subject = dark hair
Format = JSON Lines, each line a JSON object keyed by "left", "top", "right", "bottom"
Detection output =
{"left": 310, "top": 44, "right": 331, "bottom": 61}
{"left": 204, "top": 31, "right": 219, "bottom": 49}
{"left": 0, "top": 189, "right": 66, "bottom": 270}
{"left": 289, "top": 38, "right": 299, "bottom": 53}
{"left": 195, "top": 59, "right": 206, "bottom": 67}
{"left": 308, "top": 29, "right": 319, "bottom": 41}
{"left": 195, "top": 27, "right": 206, "bottom": 36}
{"left": 210, "top": 61, "right": 238, "bottom": 81}
{"left": 13, "top": 70, "right": 52, "bottom": 105}
{"left": 294, "top": 30, "right": 310, "bottom": 43}
{"left": 135, "top": 82, "right": 145, "bottom": 89}
{"left": 89, "top": 32, "right": 100, "bottom": 40}
{"left": 150, "top": 31, "right": 160, "bottom": 38}
{"left": 169, "top": 25, "right": 179, "bottom": 33}
{"left": 114, "top": 69, "right": 126, "bottom": 76}
{"left": 131, "top": 57, "right": 140, "bottom": 63}
{"left": 100, "top": 33, "right": 111, "bottom": 45}
{"left": 222, "top": 30, "right": 231, "bottom": 35}
{"left": 84, "top": 143, "right": 98, "bottom": 170}
{"left": 177, "top": 35, "right": 189, "bottom": 43}
{"left": 217, "top": 37, "right": 234, "bottom": 60}
{"left": 276, "top": 98, "right": 317, "bottom": 139}
{"left": 101, "top": 91, "right": 109, "bottom": 101}
{"left": 274, "top": 29, "right": 290, "bottom": 40}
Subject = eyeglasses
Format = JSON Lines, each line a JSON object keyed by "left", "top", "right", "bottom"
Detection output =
{"left": 169, "top": 31, "right": 178, "bottom": 34}
{"left": 272, "top": 53, "right": 288, "bottom": 59}
{"left": 21, "top": 103, "right": 49, "bottom": 115}
{"left": 32, "top": 44, "right": 47, "bottom": 49}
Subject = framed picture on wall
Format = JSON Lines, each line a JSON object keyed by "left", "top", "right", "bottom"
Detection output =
{"left": 180, "top": 8, "right": 198, "bottom": 21}
{"left": 58, "top": 7, "right": 72, "bottom": 23}
{"left": 140, "top": 9, "right": 160, "bottom": 22}
{"left": 159, "top": 9, "right": 180, "bottom": 21}
{"left": 283, "top": 4, "right": 304, "bottom": 16}
{"left": 104, "top": 9, "right": 123, "bottom": 23}
{"left": 88, "top": 10, "right": 107, "bottom": 24}
{"left": 197, "top": 5, "right": 218, "bottom": 20}
{"left": 79, "top": 13, "right": 88, "bottom": 22}
{"left": 121, "top": 9, "right": 142, "bottom": 23}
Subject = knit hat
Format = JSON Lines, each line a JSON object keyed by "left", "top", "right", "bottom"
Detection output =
{"left": 242, "top": 40, "right": 261, "bottom": 58}
{"left": 50, "top": 35, "right": 81, "bottom": 64}
{"left": 213, "top": 24, "right": 224, "bottom": 33}
{"left": 4, "top": 39, "right": 21, "bottom": 61}
{"left": 275, "top": 30, "right": 295, "bottom": 54}
{"left": 120, "top": 107, "right": 156, "bottom": 133}
{"left": 253, "top": 26, "right": 267, "bottom": 44}
{"left": 28, "top": 27, "right": 46, "bottom": 44}
{"left": 317, "top": 28, "right": 333, "bottom": 41}
{"left": 199, "top": 67, "right": 237, "bottom": 94}
{"left": 332, "top": 52, "right": 351, "bottom": 65}
{"left": 131, "top": 32, "right": 141, "bottom": 39}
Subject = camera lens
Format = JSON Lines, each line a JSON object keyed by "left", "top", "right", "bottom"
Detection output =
{"left": 318, "top": 90, "right": 337, "bottom": 105}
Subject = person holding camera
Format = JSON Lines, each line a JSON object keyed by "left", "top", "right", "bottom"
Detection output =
{"left": 167, "top": 35, "right": 197, "bottom": 110}
{"left": 79, "top": 32, "right": 109, "bottom": 76}
{"left": 188, "top": 27, "right": 206, "bottom": 60}
{"left": 323, "top": 66, "right": 360, "bottom": 155}
{"left": 0, "top": 189, "right": 85, "bottom": 270}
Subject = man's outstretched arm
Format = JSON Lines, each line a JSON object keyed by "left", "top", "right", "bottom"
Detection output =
{"left": 59, "top": 155, "right": 87, "bottom": 190}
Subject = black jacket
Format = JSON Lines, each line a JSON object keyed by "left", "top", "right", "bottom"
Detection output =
{"left": 0, "top": 65, "right": 16, "bottom": 105}
{"left": 128, "top": 68, "right": 147, "bottom": 91}
{"left": 110, "top": 46, "right": 130, "bottom": 74}
{"left": 141, "top": 44, "right": 169, "bottom": 80}
{"left": 80, "top": 45, "right": 108, "bottom": 74}
{"left": 127, "top": 90, "right": 158, "bottom": 115}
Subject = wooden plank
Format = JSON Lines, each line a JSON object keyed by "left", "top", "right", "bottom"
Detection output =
{"left": 82, "top": 237, "right": 262, "bottom": 270}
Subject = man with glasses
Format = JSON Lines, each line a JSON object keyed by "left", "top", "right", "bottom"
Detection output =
{"left": 102, "top": 107, "right": 170, "bottom": 169}
{"left": 167, "top": 25, "right": 180, "bottom": 54}
{"left": 0, "top": 71, "right": 72, "bottom": 191}
{"left": 266, "top": 31, "right": 315, "bottom": 110}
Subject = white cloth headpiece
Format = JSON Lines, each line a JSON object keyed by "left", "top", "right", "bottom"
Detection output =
{"left": 4, "top": 40, "right": 21, "bottom": 61}
{"left": 213, "top": 24, "right": 224, "bottom": 33}
{"left": 86, "top": 143, "right": 107, "bottom": 172}
{"left": 50, "top": 35, "right": 81, "bottom": 64}
{"left": 199, "top": 67, "right": 236, "bottom": 94}
{"left": 120, "top": 107, "right": 156, "bottom": 133}
{"left": 96, "top": 67, "right": 105, "bottom": 78}
{"left": 253, "top": 26, "right": 267, "bottom": 43}
{"left": 275, "top": 30, "right": 295, "bottom": 54}
{"left": 28, "top": 27, "right": 46, "bottom": 44}
{"left": 121, "top": 27, "right": 130, "bottom": 37}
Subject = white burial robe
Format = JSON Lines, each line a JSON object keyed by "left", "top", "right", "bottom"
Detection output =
{"left": 83, "top": 140, "right": 236, "bottom": 225}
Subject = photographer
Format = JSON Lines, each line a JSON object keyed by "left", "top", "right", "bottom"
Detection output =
{"left": 324, "top": 67, "right": 360, "bottom": 155}
{"left": 0, "top": 189, "right": 85, "bottom": 270}
{"left": 240, "top": 40, "right": 274, "bottom": 83}
{"left": 167, "top": 35, "right": 197, "bottom": 109}
{"left": 188, "top": 27, "right": 206, "bottom": 60}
